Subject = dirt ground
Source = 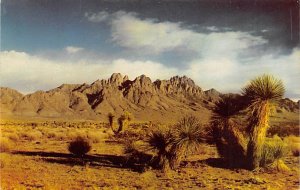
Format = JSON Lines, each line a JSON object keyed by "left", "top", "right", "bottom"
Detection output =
{"left": 0, "top": 120, "right": 299, "bottom": 190}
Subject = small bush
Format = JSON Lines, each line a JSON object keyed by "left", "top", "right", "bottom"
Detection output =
{"left": 0, "top": 137, "right": 12, "bottom": 153}
{"left": 7, "top": 133, "right": 19, "bottom": 141}
{"left": 290, "top": 143, "right": 300, "bottom": 156}
{"left": 68, "top": 136, "right": 92, "bottom": 156}
{"left": 20, "top": 131, "right": 43, "bottom": 141}
{"left": 260, "top": 135, "right": 289, "bottom": 167}
{"left": 86, "top": 132, "right": 103, "bottom": 143}
{"left": 284, "top": 135, "right": 300, "bottom": 156}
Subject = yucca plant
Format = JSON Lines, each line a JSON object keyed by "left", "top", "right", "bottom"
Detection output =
{"left": 210, "top": 95, "right": 248, "bottom": 167}
{"left": 108, "top": 111, "right": 133, "bottom": 135}
{"left": 169, "top": 116, "right": 206, "bottom": 169}
{"left": 146, "top": 127, "right": 172, "bottom": 172}
{"left": 108, "top": 113, "right": 119, "bottom": 134}
{"left": 242, "top": 74, "right": 285, "bottom": 170}
{"left": 118, "top": 111, "right": 133, "bottom": 133}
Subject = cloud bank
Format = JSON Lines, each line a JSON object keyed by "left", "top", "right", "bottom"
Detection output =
{"left": 1, "top": 11, "right": 299, "bottom": 101}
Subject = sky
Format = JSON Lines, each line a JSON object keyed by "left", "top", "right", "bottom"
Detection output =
{"left": 0, "top": 0, "right": 299, "bottom": 101}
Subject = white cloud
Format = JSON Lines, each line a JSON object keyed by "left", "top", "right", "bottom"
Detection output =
{"left": 185, "top": 48, "right": 300, "bottom": 99}
{"left": 65, "top": 46, "right": 84, "bottom": 54}
{"left": 85, "top": 11, "right": 109, "bottom": 23}
{"left": 110, "top": 59, "right": 178, "bottom": 80}
{"left": 0, "top": 51, "right": 177, "bottom": 94}
{"left": 206, "top": 26, "right": 219, "bottom": 32}
{"left": 110, "top": 11, "right": 267, "bottom": 55}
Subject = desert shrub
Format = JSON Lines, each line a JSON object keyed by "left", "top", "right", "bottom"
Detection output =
{"left": 268, "top": 124, "right": 299, "bottom": 137}
{"left": 260, "top": 135, "right": 289, "bottom": 168}
{"left": 124, "top": 140, "right": 138, "bottom": 155}
{"left": 7, "top": 133, "right": 19, "bottom": 141}
{"left": 290, "top": 144, "right": 300, "bottom": 156}
{"left": 0, "top": 159, "right": 4, "bottom": 168}
{"left": 20, "top": 131, "right": 43, "bottom": 141}
{"left": 0, "top": 137, "right": 12, "bottom": 153}
{"left": 169, "top": 116, "right": 206, "bottom": 169}
{"left": 284, "top": 135, "right": 300, "bottom": 156}
{"left": 68, "top": 136, "right": 92, "bottom": 156}
{"left": 146, "top": 126, "right": 172, "bottom": 172}
{"left": 123, "top": 140, "right": 152, "bottom": 170}
{"left": 86, "top": 132, "right": 103, "bottom": 143}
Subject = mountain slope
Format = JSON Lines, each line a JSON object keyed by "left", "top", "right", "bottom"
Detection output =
{"left": 0, "top": 73, "right": 298, "bottom": 123}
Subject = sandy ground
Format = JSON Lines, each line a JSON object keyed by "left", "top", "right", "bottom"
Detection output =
{"left": 0, "top": 120, "right": 299, "bottom": 190}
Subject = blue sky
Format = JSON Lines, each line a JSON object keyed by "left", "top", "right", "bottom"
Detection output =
{"left": 1, "top": 0, "right": 299, "bottom": 100}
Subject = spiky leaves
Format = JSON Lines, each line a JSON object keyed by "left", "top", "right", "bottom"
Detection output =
{"left": 242, "top": 74, "right": 285, "bottom": 103}
{"left": 210, "top": 95, "right": 248, "bottom": 168}
{"left": 147, "top": 127, "right": 172, "bottom": 172}
{"left": 242, "top": 74, "right": 285, "bottom": 170}
{"left": 170, "top": 116, "right": 206, "bottom": 169}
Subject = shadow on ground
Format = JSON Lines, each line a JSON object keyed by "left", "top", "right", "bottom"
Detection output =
{"left": 13, "top": 151, "right": 152, "bottom": 172}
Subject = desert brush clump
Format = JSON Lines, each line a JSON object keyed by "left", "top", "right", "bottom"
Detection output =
{"left": 243, "top": 74, "right": 285, "bottom": 170}
{"left": 209, "top": 95, "right": 248, "bottom": 168}
{"left": 260, "top": 135, "right": 290, "bottom": 171}
{"left": 123, "top": 140, "right": 152, "bottom": 170}
{"left": 169, "top": 116, "right": 206, "bottom": 169}
{"left": 146, "top": 116, "right": 206, "bottom": 171}
{"left": 284, "top": 135, "right": 300, "bottom": 157}
{"left": 68, "top": 136, "right": 92, "bottom": 156}
{"left": 108, "top": 111, "right": 133, "bottom": 134}
{"left": 147, "top": 126, "right": 173, "bottom": 172}
{"left": 0, "top": 137, "right": 12, "bottom": 153}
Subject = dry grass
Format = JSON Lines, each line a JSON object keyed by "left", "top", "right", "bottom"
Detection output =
{"left": 0, "top": 137, "right": 12, "bottom": 153}
{"left": 284, "top": 135, "right": 300, "bottom": 156}
{"left": 19, "top": 130, "right": 43, "bottom": 141}
{"left": 0, "top": 119, "right": 299, "bottom": 189}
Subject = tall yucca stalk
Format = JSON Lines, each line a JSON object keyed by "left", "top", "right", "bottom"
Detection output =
{"left": 242, "top": 74, "right": 285, "bottom": 170}
{"left": 210, "top": 95, "right": 248, "bottom": 167}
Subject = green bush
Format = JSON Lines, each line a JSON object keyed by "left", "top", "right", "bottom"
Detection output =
{"left": 260, "top": 135, "right": 289, "bottom": 167}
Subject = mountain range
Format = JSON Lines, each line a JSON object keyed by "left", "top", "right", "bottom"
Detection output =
{"left": 0, "top": 73, "right": 299, "bottom": 123}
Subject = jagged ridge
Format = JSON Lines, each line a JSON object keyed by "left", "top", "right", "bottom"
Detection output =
{"left": 0, "top": 73, "right": 298, "bottom": 122}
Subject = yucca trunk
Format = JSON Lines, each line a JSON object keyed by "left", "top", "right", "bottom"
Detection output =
{"left": 169, "top": 146, "right": 185, "bottom": 170}
{"left": 247, "top": 101, "right": 271, "bottom": 170}
{"left": 218, "top": 119, "right": 247, "bottom": 167}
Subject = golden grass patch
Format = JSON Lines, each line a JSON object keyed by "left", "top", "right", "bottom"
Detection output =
{"left": 0, "top": 137, "right": 12, "bottom": 152}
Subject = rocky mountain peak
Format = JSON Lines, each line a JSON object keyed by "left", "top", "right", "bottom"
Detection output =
{"left": 133, "top": 75, "right": 152, "bottom": 87}
{"left": 109, "top": 73, "right": 124, "bottom": 86}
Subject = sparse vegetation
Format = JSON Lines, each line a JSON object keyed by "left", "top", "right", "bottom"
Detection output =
{"left": 0, "top": 75, "right": 298, "bottom": 189}
{"left": 68, "top": 136, "right": 92, "bottom": 156}
{"left": 260, "top": 135, "right": 289, "bottom": 170}
{"left": 0, "top": 118, "right": 299, "bottom": 189}
{"left": 0, "top": 137, "right": 12, "bottom": 153}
